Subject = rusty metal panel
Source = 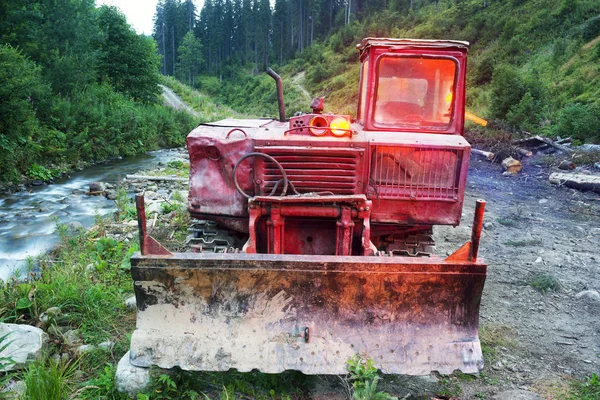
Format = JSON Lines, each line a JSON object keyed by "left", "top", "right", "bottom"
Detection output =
{"left": 254, "top": 146, "right": 363, "bottom": 195}
{"left": 369, "top": 146, "right": 464, "bottom": 200}
{"left": 129, "top": 253, "right": 486, "bottom": 375}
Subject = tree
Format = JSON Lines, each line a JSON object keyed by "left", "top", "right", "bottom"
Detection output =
{"left": 178, "top": 31, "right": 204, "bottom": 85}
{"left": 0, "top": 45, "right": 50, "bottom": 180}
{"left": 97, "top": 6, "right": 161, "bottom": 103}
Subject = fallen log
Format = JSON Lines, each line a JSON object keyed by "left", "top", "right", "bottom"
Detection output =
{"left": 549, "top": 173, "right": 600, "bottom": 194}
{"left": 533, "top": 136, "right": 573, "bottom": 153}
{"left": 514, "top": 146, "right": 533, "bottom": 157}
{"left": 471, "top": 149, "right": 495, "bottom": 160}
{"left": 126, "top": 174, "right": 188, "bottom": 183}
{"left": 555, "top": 137, "right": 572, "bottom": 145}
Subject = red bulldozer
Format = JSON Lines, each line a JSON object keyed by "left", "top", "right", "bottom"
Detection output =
{"left": 129, "top": 38, "right": 487, "bottom": 376}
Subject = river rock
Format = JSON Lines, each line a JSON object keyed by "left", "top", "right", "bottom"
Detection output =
{"left": 575, "top": 290, "right": 600, "bottom": 304}
{"left": 76, "top": 344, "right": 96, "bottom": 355}
{"left": 115, "top": 351, "right": 150, "bottom": 397}
{"left": 89, "top": 182, "right": 106, "bottom": 192}
{"left": 493, "top": 390, "right": 544, "bottom": 400}
{"left": 105, "top": 189, "right": 118, "bottom": 200}
{"left": 145, "top": 202, "right": 164, "bottom": 215}
{"left": 31, "top": 180, "right": 45, "bottom": 186}
{"left": 0, "top": 323, "right": 47, "bottom": 371}
{"left": 16, "top": 184, "right": 26, "bottom": 192}
{"left": 98, "top": 341, "right": 115, "bottom": 351}
{"left": 65, "top": 221, "right": 84, "bottom": 234}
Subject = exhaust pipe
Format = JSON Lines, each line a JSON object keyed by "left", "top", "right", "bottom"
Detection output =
{"left": 266, "top": 68, "right": 286, "bottom": 122}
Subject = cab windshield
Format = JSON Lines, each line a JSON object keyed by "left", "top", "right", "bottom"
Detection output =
{"left": 373, "top": 56, "right": 457, "bottom": 129}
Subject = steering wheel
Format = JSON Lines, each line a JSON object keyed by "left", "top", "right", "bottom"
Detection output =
{"left": 232, "top": 152, "right": 288, "bottom": 199}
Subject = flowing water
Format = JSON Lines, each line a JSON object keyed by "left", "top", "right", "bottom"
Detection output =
{"left": 0, "top": 149, "right": 184, "bottom": 281}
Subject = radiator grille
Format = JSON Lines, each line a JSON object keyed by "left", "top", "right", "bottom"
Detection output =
{"left": 256, "top": 147, "right": 360, "bottom": 195}
{"left": 369, "top": 146, "right": 463, "bottom": 200}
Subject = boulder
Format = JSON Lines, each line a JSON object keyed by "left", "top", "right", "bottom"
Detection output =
{"left": 75, "top": 344, "right": 96, "bottom": 355}
{"left": 89, "top": 182, "right": 106, "bottom": 193}
{"left": 575, "top": 290, "right": 600, "bottom": 304}
{"left": 115, "top": 351, "right": 150, "bottom": 397}
{"left": 0, "top": 323, "right": 47, "bottom": 371}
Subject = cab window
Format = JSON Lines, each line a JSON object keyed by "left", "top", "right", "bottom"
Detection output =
{"left": 373, "top": 56, "right": 457, "bottom": 129}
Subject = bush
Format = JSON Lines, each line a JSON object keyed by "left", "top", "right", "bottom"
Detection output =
{"left": 507, "top": 91, "right": 542, "bottom": 131}
{"left": 553, "top": 103, "right": 600, "bottom": 142}
{"left": 582, "top": 15, "right": 600, "bottom": 41}
{"left": 489, "top": 64, "right": 526, "bottom": 120}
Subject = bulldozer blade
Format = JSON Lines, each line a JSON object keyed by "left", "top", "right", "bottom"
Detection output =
{"left": 129, "top": 252, "right": 486, "bottom": 375}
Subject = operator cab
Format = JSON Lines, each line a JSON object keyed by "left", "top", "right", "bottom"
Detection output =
{"left": 356, "top": 38, "right": 469, "bottom": 135}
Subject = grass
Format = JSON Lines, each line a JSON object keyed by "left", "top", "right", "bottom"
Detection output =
{"left": 23, "top": 358, "right": 78, "bottom": 400}
{"left": 479, "top": 323, "right": 517, "bottom": 360}
{"left": 528, "top": 273, "right": 562, "bottom": 294}
{"left": 571, "top": 373, "right": 600, "bottom": 400}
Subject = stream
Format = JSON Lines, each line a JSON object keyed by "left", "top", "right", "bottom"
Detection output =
{"left": 0, "top": 149, "right": 184, "bottom": 281}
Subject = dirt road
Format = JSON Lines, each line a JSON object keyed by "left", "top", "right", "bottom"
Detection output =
{"left": 160, "top": 84, "right": 200, "bottom": 117}
{"left": 433, "top": 156, "right": 600, "bottom": 398}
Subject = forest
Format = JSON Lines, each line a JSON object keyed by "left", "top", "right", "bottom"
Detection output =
{"left": 2, "top": 0, "right": 600, "bottom": 183}
{"left": 0, "top": 1, "right": 196, "bottom": 183}
{"left": 156, "top": 0, "right": 600, "bottom": 142}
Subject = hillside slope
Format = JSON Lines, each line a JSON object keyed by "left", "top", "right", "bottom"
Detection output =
{"left": 198, "top": 0, "right": 600, "bottom": 142}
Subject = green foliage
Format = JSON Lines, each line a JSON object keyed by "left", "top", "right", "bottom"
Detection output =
{"left": 0, "top": 1, "right": 194, "bottom": 184}
{"left": 571, "top": 373, "right": 600, "bottom": 400}
{"left": 553, "top": 103, "right": 600, "bottom": 142}
{"left": 489, "top": 65, "right": 527, "bottom": 120}
{"left": 528, "top": 273, "right": 561, "bottom": 294}
{"left": 26, "top": 164, "right": 54, "bottom": 181}
{"left": 177, "top": 31, "right": 204, "bottom": 86}
{"left": 97, "top": 6, "right": 162, "bottom": 103}
{"left": 82, "top": 363, "right": 129, "bottom": 399}
{"left": 582, "top": 15, "right": 600, "bottom": 41}
{"left": 0, "top": 333, "right": 16, "bottom": 372}
{"left": 0, "top": 45, "right": 49, "bottom": 181}
{"left": 24, "top": 359, "right": 78, "bottom": 400}
{"left": 347, "top": 355, "right": 397, "bottom": 400}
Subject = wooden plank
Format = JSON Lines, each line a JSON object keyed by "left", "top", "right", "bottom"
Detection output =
{"left": 549, "top": 173, "right": 600, "bottom": 193}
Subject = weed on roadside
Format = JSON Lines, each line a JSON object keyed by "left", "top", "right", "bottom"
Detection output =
{"left": 345, "top": 355, "right": 398, "bottom": 400}
{"left": 23, "top": 358, "right": 78, "bottom": 400}
{"left": 570, "top": 373, "right": 600, "bottom": 400}
{"left": 479, "top": 323, "right": 517, "bottom": 361}
{"left": 528, "top": 273, "right": 561, "bottom": 294}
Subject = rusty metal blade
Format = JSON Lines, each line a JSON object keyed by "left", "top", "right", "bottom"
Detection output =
{"left": 130, "top": 252, "right": 486, "bottom": 375}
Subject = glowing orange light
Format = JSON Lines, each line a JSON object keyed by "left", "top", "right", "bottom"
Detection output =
{"left": 330, "top": 117, "right": 351, "bottom": 136}
{"left": 308, "top": 116, "right": 328, "bottom": 136}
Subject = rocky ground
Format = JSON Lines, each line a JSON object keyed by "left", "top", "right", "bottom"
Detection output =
{"left": 431, "top": 153, "right": 600, "bottom": 399}
{"left": 3, "top": 146, "right": 598, "bottom": 400}
{"left": 108, "top": 148, "right": 600, "bottom": 399}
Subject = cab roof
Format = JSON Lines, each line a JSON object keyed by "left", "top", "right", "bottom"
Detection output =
{"left": 357, "top": 38, "right": 469, "bottom": 58}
